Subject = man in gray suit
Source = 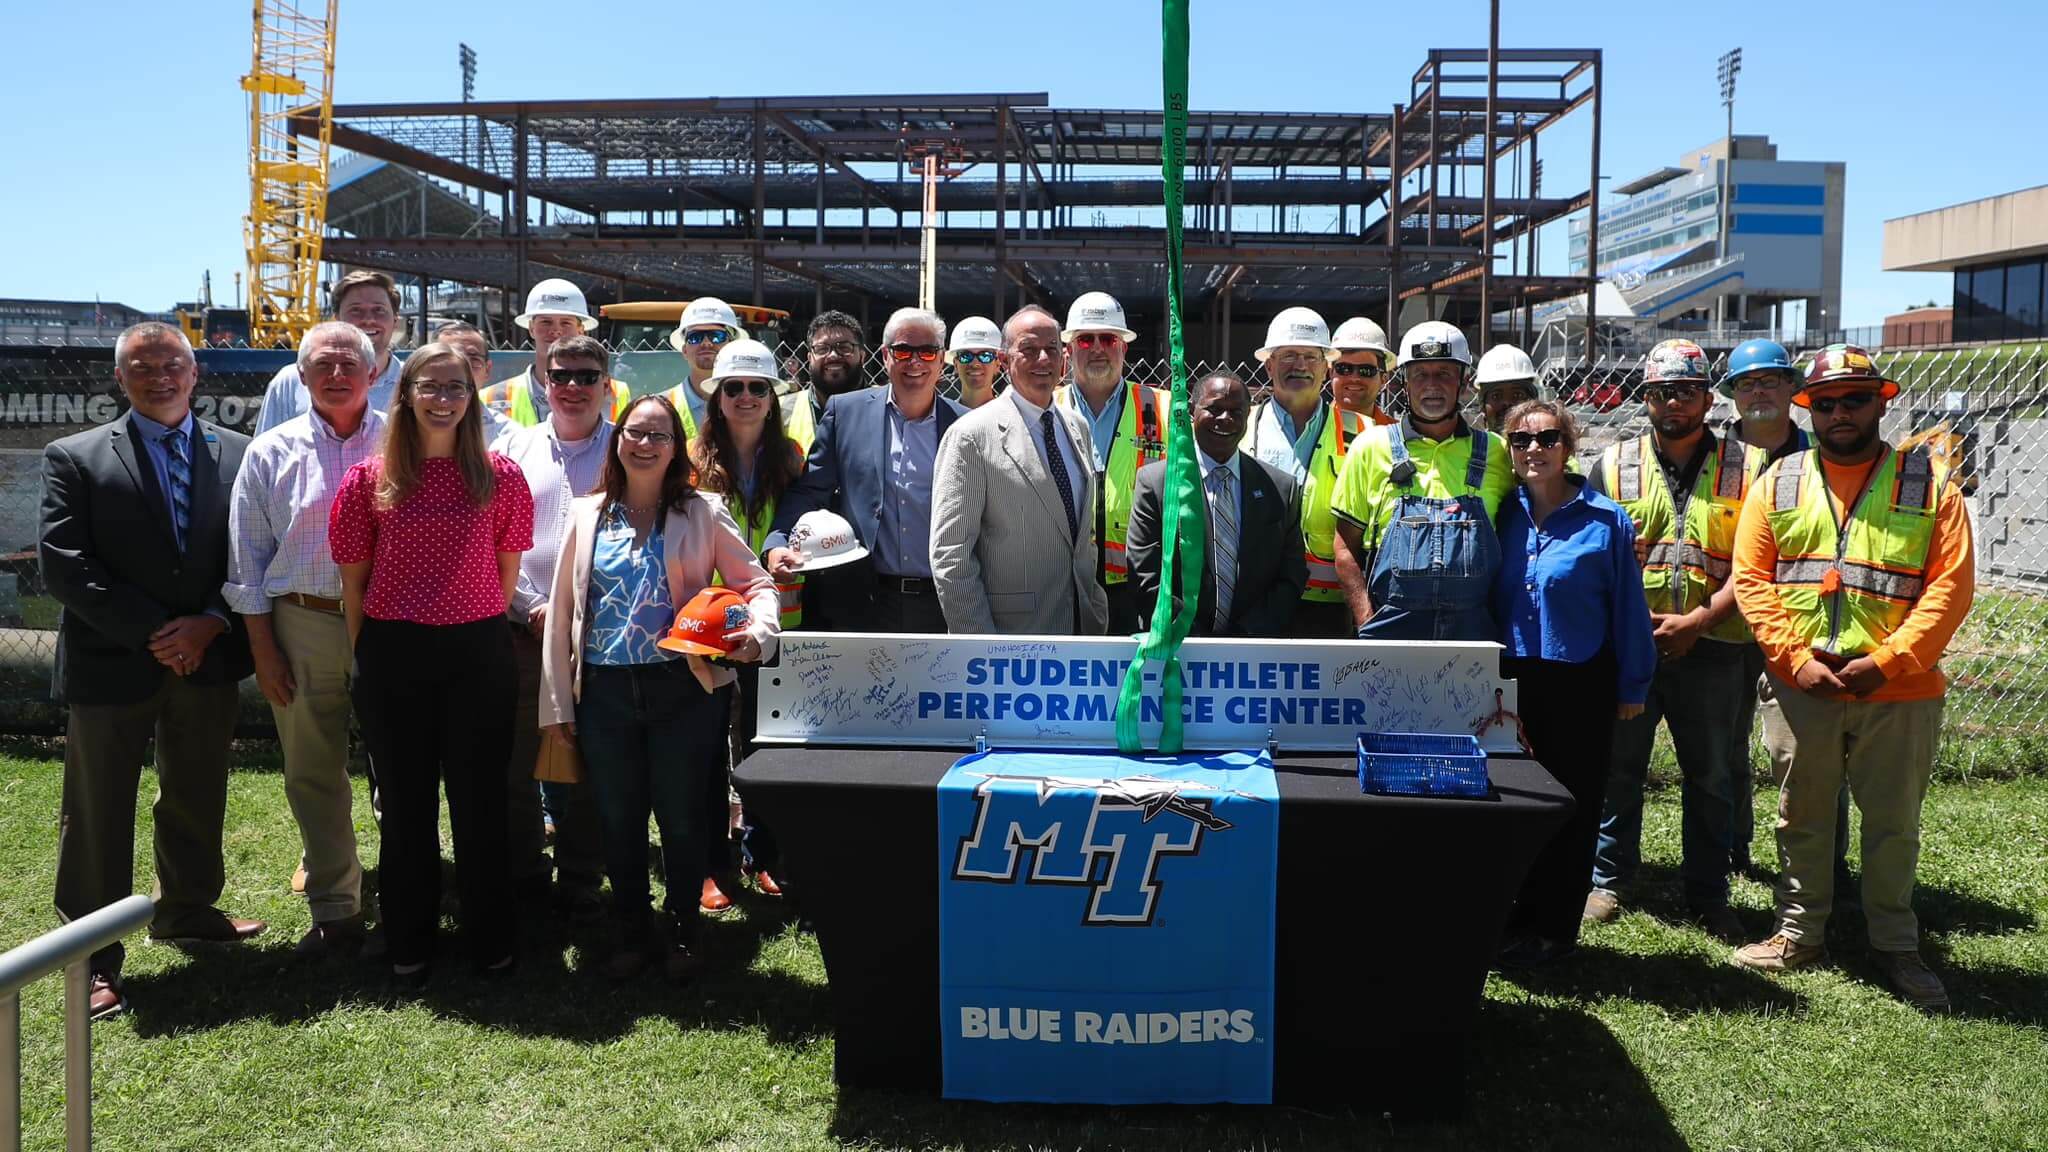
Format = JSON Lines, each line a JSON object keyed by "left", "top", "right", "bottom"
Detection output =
{"left": 930, "top": 305, "right": 1109, "bottom": 636}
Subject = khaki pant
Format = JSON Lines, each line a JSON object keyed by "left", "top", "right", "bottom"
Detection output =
{"left": 270, "top": 598, "right": 363, "bottom": 923}
{"left": 1761, "top": 672, "right": 1942, "bottom": 951}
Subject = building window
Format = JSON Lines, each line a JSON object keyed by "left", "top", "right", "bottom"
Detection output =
{"left": 1978, "top": 265, "right": 2006, "bottom": 342}
{"left": 1955, "top": 268, "right": 1976, "bottom": 341}
{"left": 2006, "top": 258, "right": 2043, "bottom": 341}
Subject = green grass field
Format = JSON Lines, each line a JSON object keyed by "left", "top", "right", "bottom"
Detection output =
{"left": 1, "top": 745, "right": 2043, "bottom": 1152}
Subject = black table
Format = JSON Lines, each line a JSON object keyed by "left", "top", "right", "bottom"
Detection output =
{"left": 735, "top": 747, "right": 1572, "bottom": 1111}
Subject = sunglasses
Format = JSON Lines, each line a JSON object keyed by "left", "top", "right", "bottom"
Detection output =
{"left": 888, "top": 343, "right": 943, "bottom": 363}
{"left": 1644, "top": 384, "right": 1707, "bottom": 404}
{"left": 682, "top": 329, "right": 732, "bottom": 346}
{"left": 955, "top": 350, "right": 999, "bottom": 365}
{"left": 1808, "top": 391, "right": 1877, "bottom": 415}
{"left": 1506, "top": 428, "right": 1566, "bottom": 451}
{"left": 547, "top": 368, "right": 604, "bottom": 387}
{"left": 1072, "top": 333, "right": 1124, "bottom": 350}
{"left": 1330, "top": 362, "right": 1382, "bottom": 380}
{"left": 720, "top": 379, "right": 774, "bottom": 398}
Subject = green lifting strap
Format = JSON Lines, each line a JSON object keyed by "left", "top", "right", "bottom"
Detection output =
{"left": 1117, "top": 0, "right": 1205, "bottom": 755}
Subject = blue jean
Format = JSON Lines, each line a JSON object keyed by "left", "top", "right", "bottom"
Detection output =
{"left": 577, "top": 660, "right": 727, "bottom": 945}
{"left": 1358, "top": 492, "right": 1500, "bottom": 642}
{"left": 1594, "top": 638, "right": 1747, "bottom": 909}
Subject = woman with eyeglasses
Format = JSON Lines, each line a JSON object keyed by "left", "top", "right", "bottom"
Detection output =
{"left": 947, "top": 317, "right": 1006, "bottom": 408}
{"left": 331, "top": 342, "right": 536, "bottom": 983}
{"left": 538, "top": 393, "right": 779, "bottom": 983}
{"left": 689, "top": 340, "right": 806, "bottom": 905}
{"left": 1489, "top": 398, "right": 1657, "bottom": 969}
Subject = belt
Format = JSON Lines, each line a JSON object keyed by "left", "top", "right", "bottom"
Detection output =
{"left": 280, "top": 592, "right": 343, "bottom": 614}
{"left": 876, "top": 574, "right": 935, "bottom": 596}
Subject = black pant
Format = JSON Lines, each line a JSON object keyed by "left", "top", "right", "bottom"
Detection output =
{"left": 1503, "top": 650, "right": 1618, "bottom": 946}
{"left": 1103, "top": 579, "right": 1138, "bottom": 637}
{"left": 872, "top": 579, "right": 949, "bottom": 633}
{"left": 1288, "top": 599, "right": 1354, "bottom": 640}
{"left": 730, "top": 662, "right": 781, "bottom": 875}
{"left": 353, "top": 616, "right": 515, "bottom": 969}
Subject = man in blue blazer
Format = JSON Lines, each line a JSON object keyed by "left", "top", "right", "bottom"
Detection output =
{"left": 766, "top": 307, "right": 967, "bottom": 633}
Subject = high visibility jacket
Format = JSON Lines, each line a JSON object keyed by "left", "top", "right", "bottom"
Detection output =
{"left": 1300, "top": 405, "right": 1371, "bottom": 603}
{"left": 1055, "top": 380, "right": 1170, "bottom": 586}
{"left": 1761, "top": 445, "right": 1945, "bottom": 658}
{"left": 481, "top": 368, "right": 630, "bottom": 428}
{"left": 720, "top": 491, "right": 803, "bottom": 629}
{"left": 1594, "top": 434, "right": 1747, "bottom": 625}
{"left": 1706, "top": 432, "right": 1804, "bottom": 642}
{"left": 781, "top": 388, "right": 819, "bottom": 453}
{"left": 661, "top": 383, "right": 703, "bottom": 441}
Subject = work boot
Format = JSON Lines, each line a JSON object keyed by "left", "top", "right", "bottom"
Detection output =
{"left": 1874, "top": 949, "right": 1950, "bottom": 1012}
{"left": 1582, "top": 888, "right": 1621, "bottom": 923}
{"left": 1732, "top": 932, "right": 1828, "bottom": 973}
{"left": 1692, "top": 903, "right": 1747, "bottom": 945}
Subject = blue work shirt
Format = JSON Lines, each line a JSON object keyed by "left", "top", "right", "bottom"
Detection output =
{"left": 1491, "top": 474, "right": 1658, "bottom": 705}
{"left": 1079, "top": 385, "right": 1124, "bottom": 473}
{"left": 875, "top": 395, "right": 940, "bottom": 578}
{"left": 127, "top": 409, "right": 197, "bottom": 550}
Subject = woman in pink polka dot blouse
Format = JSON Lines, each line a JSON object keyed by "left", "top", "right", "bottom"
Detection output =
{"left": 331, "top": 342, "right": 534, "bottom": 984}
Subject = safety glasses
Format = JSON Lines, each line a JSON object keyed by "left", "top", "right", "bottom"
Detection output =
{"left": 1330, "top": 362, "right": 1382, "bottom": 380}
{"left": 1808, "top": 392, "right": 1876, "bottom": 415}
{"left": 546, "top": 368, "right": 604, "bottom": 387}
{"left": 682, "top": 329, "right": 732, "bottom": 347}
{"left": 1071, "top": 333, "right": 1123, "bottom": 350}
{"left": 720, "top": 379, "right": 774, "bottom": 398}
{"left": 955, "top": 350, "right": 1000, "bottom": 365}
{"left": 1506, "top": 428, "right": 1566, "bottom": 451}
{"left": 888, "top": 343, "right": 943, "bottom": 363}
{"left": 1644, "top": 384, "right": 1707, "bottom": 404}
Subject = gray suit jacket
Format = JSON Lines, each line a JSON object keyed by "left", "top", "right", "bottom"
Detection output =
{"left": 930, "top": 395, "right": 1109, "bottom": 635}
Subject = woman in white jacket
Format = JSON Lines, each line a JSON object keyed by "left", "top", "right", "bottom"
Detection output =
{"left": 540, "top": 394, "right": 778, "bottom": 983}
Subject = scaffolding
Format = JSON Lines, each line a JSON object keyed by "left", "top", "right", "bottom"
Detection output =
{"left": 242, "top": 0, "right": 337, "bottom": 348}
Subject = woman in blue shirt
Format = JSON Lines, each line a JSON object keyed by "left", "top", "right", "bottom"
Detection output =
{"left": 1490, "top": 399, "right": 1657, "bottom": 968}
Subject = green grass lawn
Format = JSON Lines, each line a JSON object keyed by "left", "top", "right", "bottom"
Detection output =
{"left": 1, "top": 745, "right": 2043, "bottom": 1152}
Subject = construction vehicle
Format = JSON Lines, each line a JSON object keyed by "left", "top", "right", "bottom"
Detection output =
{"left": 597, "top": 302, "right": 792, "bottom": 350}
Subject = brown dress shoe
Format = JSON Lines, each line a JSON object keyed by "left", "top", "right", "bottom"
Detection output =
{"left": 604, "top": 948, "right": 649, "bottom": 982}
{"left": 664, "top": 944, "right": 700, "bottom": 984}
{"left": 1874, "top": 949, "right": 1951, "bottom": 1011}
{"left": 1732, "top": 932, "right": 1828, "bottom": 973}
{"left": 152, "top": 913, "right": 267, "bottom": 945}
{"left": 294, "top": 918, "right": 366, "bottom": 957}
{"left": 88, "top": 973, "right": 128, "bottom": 1021}
{"left": 753, "top": 871, "right": 784, "bottom": 898}
{"left": 700, "top": 877, "right": 733, "bottom": 913}
{"left": 1582, "top": 888, "right": 1621, "bottom": 923}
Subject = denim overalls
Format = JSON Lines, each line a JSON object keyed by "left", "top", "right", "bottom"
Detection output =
{"left": 1357, "top": 428, "right": 1501, "bottom": 641}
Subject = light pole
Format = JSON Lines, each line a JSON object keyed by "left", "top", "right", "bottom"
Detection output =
{"left": 1716, "top": 48, "right": 1741, "bottom": 327}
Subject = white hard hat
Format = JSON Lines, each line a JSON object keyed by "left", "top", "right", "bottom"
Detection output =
{"left": 514, "top": 278, "right": 598, "bottom": 331}
{"left": 1398, "top": 321, "right": 1472, "bottom": 368}
{"left": 949, "top": 316, "right": 1003, "bottom": 353}
{"left": 1330, "top": 316, "right": 1394, "bottom": 358}
{"left": 787, "top": 509, "right": 869, "bottom": 571}
{"left": 707, "top": 338, "right": 786, "bottom": 386}
{"left": 1475, "top": 344, "right": 1540, "bottom": 389}
{"left": 667, "top": 296, "right": 745, "bottom": 352}
{"left": 1254, "top": 306, "right": 1334, "bottom": 362}
{"left": 1061, "top": 292, "right": 1137, "bottom": 343}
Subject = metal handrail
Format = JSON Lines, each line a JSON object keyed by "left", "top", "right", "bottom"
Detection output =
{"left": 1, "top": 894, "right": 155, "bottom": 1152}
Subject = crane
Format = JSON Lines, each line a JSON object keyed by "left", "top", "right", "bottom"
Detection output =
{"left": 242, "top": 0, "right": 338, "bottom": 348}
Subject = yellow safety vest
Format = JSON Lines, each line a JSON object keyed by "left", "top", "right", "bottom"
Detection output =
{"left": 660, "top": 383, "right": 705, "bottom": 442}
{"left": 1301, "top": 406, "right": 1371, "bottom": 603}
{"left": 1055, "top": 380, "right": 1170, "bottom": 585}
{"left": 781, "top": 388, "right": 819, "bottom": 453}
{"left": 717, "top": 489, "right": 803, "bottom": 629}
{"left": 1594, "top": 434, "right": 1747, "bottom": 624}
{"left": 1761, "top": 445, "right": 1944, "bottom": 658}
{"left": 481, "top": 370, "right": 630, "bottom": 428}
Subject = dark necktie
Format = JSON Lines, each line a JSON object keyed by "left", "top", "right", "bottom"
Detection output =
{"left": 163, "top": 427, "right": 191, "bottom": 552}
{"left": 1040, "top": 408, "right": 1077, "bottom": 539}
{"left": 1208, "top": 466, "right": 1237, "bottom": 630}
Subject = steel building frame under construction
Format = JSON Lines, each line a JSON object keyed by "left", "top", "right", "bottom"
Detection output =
{"left": 299, "top": 47, "right": 1601, "bottom": 356}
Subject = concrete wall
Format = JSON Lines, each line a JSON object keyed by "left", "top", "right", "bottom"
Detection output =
{"left": 1884, "top": 185, "right": 2048, "bottom": 272}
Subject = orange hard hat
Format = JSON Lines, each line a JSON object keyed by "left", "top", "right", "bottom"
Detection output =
{"left": 656, "top": 587, "right": 753, "bottom": 657}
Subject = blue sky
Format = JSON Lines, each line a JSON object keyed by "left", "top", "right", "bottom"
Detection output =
{"left": 1, "top": 0, "right": 2039, "bottom": 327}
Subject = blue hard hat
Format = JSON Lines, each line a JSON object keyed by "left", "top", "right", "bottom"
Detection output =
{"left": 1721, "top": 338, "right": 1795, "bottom": 395}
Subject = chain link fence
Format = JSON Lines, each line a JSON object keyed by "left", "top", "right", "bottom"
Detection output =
{"left": 4, "top": 335, "right": 2046, "bottom": 765}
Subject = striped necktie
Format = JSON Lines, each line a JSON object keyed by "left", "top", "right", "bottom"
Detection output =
{"left": 162, "top": 427, "right": 191, "bottom": 552}
{"left": 1208, "top": 464, "right": 1237, "bottom": 630}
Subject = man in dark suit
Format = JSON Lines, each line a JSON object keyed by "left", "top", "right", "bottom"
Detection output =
{"left": 39, "top": 322, "right": 264, "bottom": 1020}
{"left": 765, "top": 307, "right": 967, "bottom": 633}
{"left": 1128, "top": 371, "right": 1307, "bottom": 637}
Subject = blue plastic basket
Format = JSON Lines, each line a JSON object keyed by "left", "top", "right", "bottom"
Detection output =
{"left": 1357, "top": 732, "right": 1490, "bottom": 798}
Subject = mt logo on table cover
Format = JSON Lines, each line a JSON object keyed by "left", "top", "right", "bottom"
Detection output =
{"left": 950, "top": 773, "right": 1265, "bottom": 926}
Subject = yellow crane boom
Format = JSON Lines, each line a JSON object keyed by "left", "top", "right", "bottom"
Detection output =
{"left": 242, "top": 0, "right": 337, "bottom": 348}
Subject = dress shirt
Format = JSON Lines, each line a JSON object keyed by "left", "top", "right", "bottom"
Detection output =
{"left": 1201, "top": 448, "right": 1242, "bottom": 622}
{"left": 223, "top": 406, "right": 388, "bottom": 614}
{"left": 1077, "top": 385, "right": 1125, "bottom": 472}
{"left": 875, "top": 394, "right": 940, "bottom": 578}
{"left": 1008, "top": 387, "right": 1086, "bottom": 505}
{"left": 1490, "top": 475, "right": 1658, "bottom": 705}
{"left": 1199, "top": 447, "right": 1241, "bottom": 521}
{"left": 254, "top": 354, "right": 402, "bottom": 436}
{"left": 127, "top": 409, "right": 197, "bottom": 545}
{"left": 493, "top": 417, "right": 613, "bottom": 621}
{"left": 1246, "top": 398, "right": 1326, "bottom": 482}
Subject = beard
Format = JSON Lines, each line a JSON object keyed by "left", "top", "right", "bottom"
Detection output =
{"left": 1820, "top": 421, "right": 1880, "bottom": 458}
{"left": 812, "top": 361, "right": 860, "bottom": 398}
